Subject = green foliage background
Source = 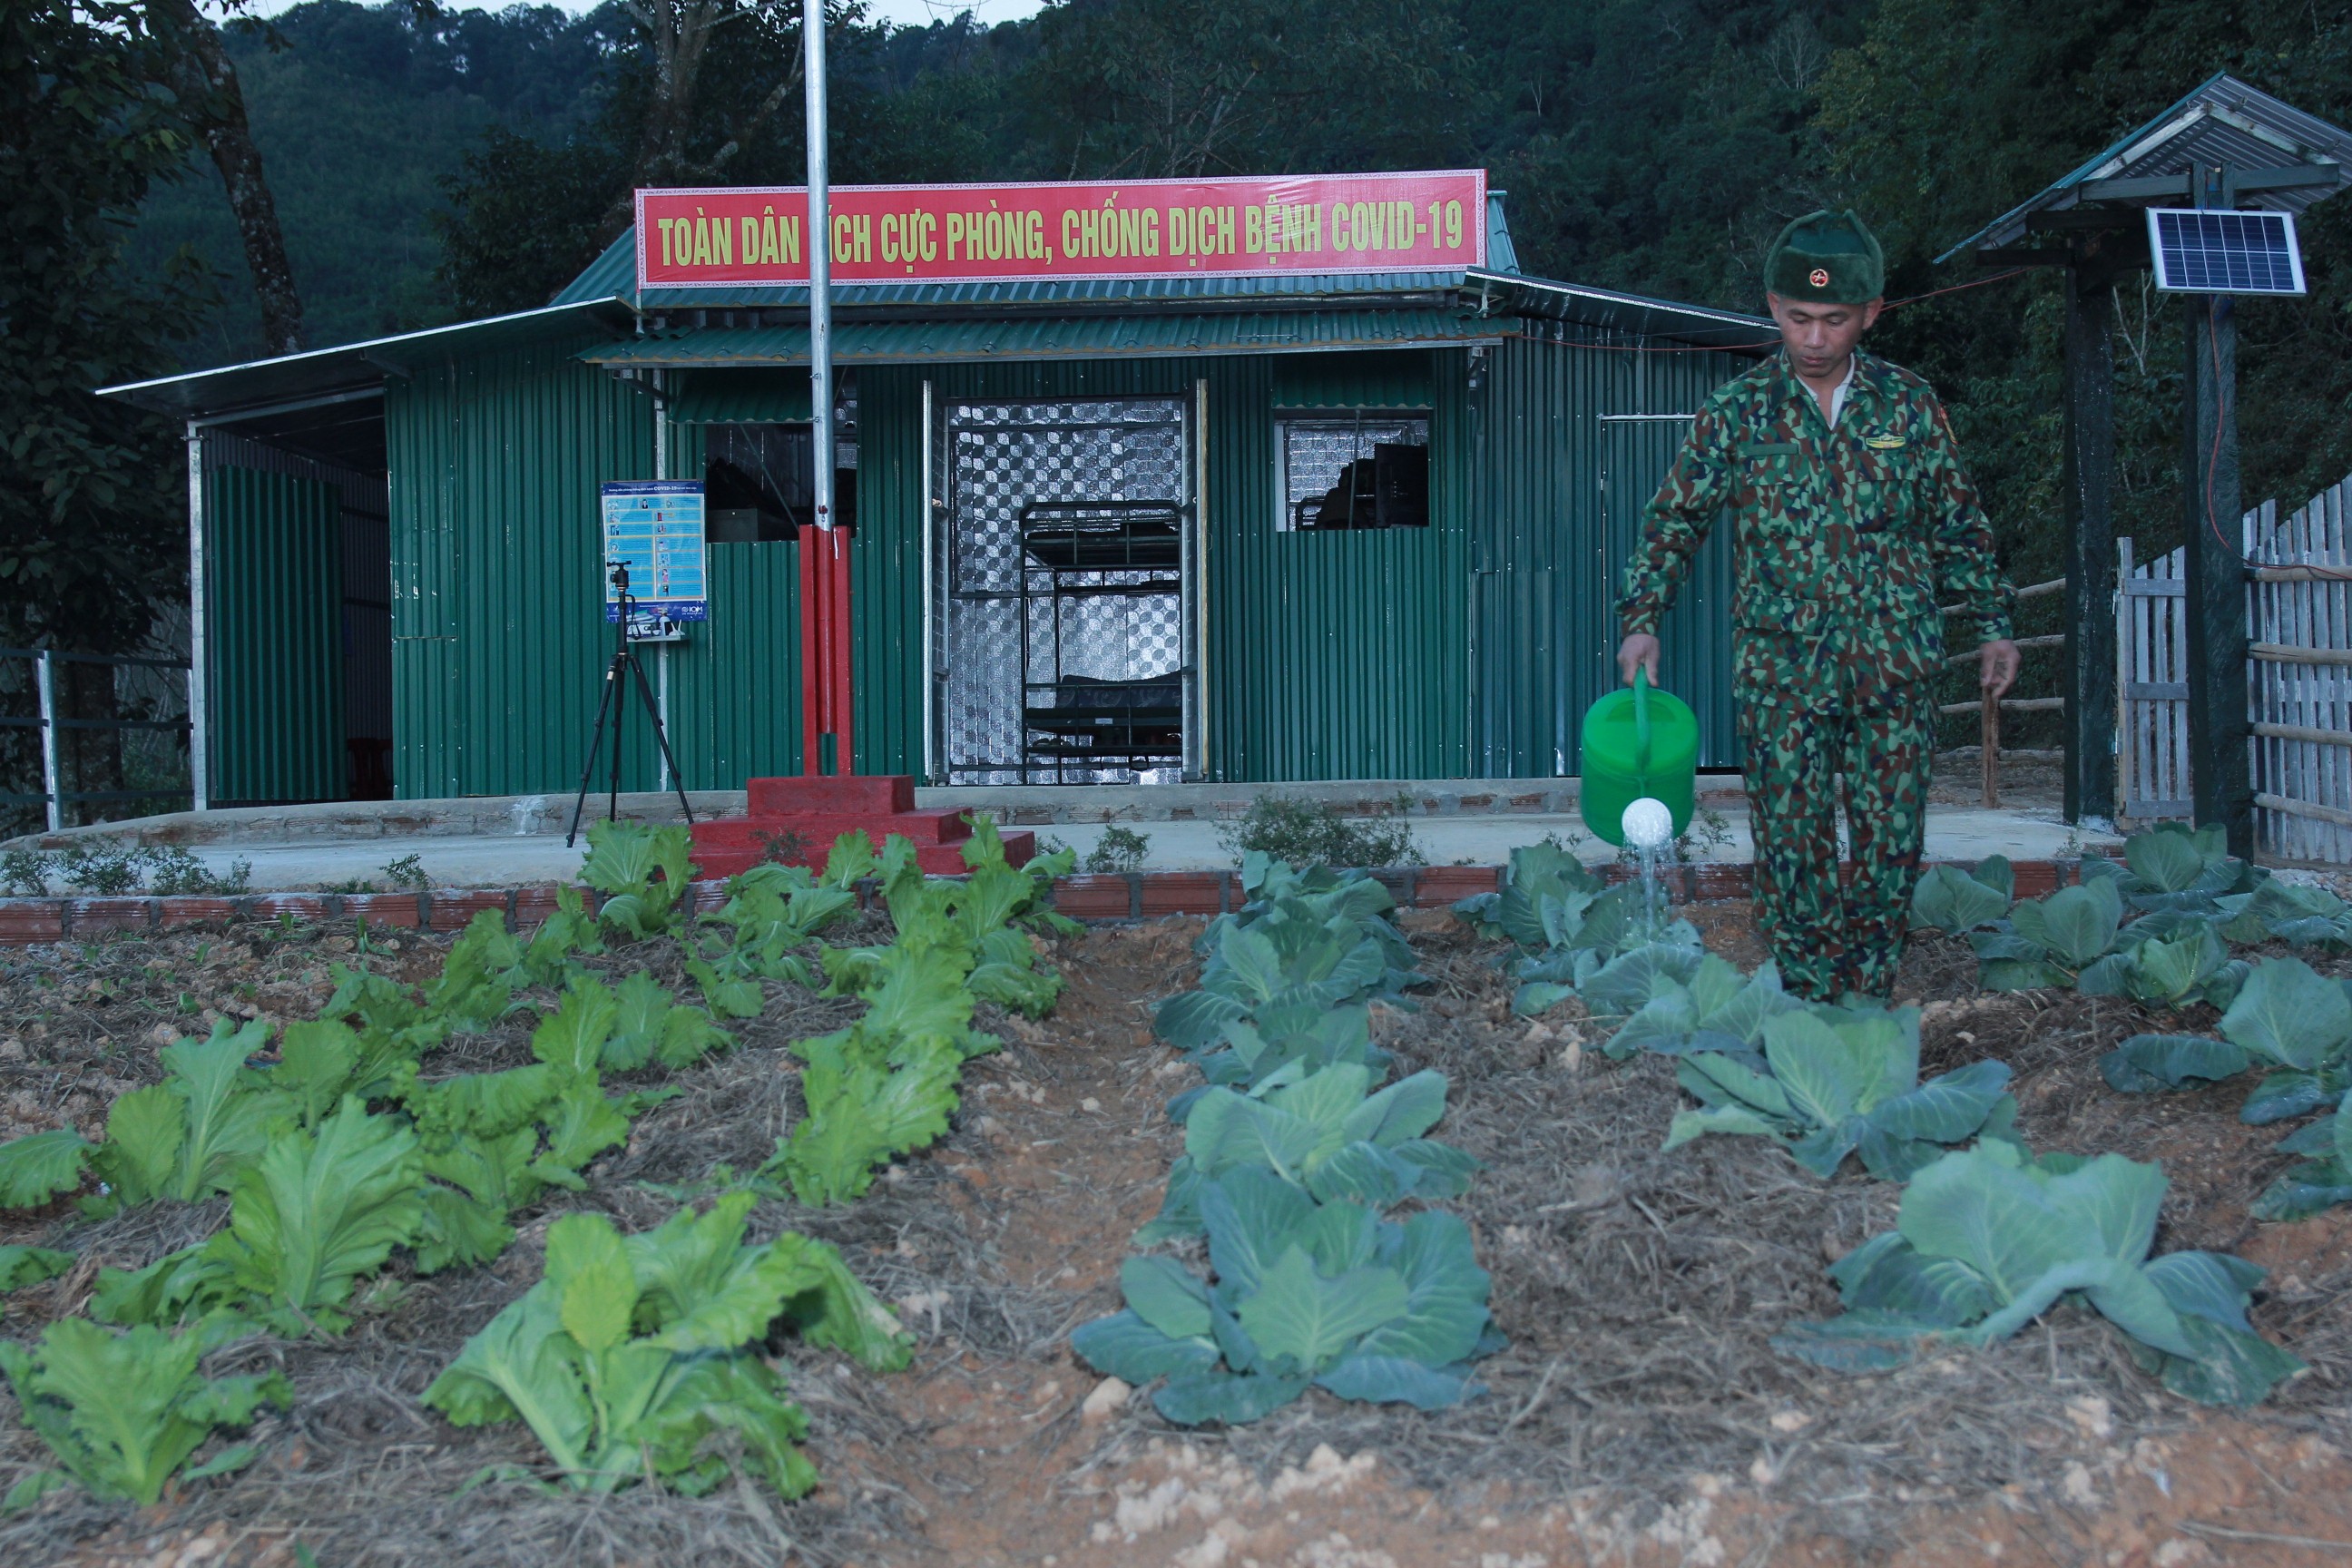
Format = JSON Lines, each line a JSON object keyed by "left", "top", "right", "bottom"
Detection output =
{"left": 61, "top": 0, "right": 2352, "bottom": 754}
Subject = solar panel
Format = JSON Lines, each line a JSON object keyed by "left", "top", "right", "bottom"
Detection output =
{"left": 2146, "top": 208, "right": 2308, "bottom": 295}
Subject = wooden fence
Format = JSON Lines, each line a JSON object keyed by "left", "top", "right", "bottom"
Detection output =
{"left": 2115, "top": 474, "right": 2352, "bottom": 861}
{"left": 2117, "top": 540, "right": 2191, "bottom": 822}
{"left": 2248, "top": 482, "right": 2352, "bottom": 862}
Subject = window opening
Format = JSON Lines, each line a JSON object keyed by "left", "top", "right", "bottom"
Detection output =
{"left": 1277, "top": 409, "right": 1430, "bottom": 532}
{"left": 704, "top": 407, "right": 858, "bottom": 543}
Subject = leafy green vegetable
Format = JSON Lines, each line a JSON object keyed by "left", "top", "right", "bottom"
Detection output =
{"left": 2078, "top": 921, "right": 2242, "bottom": 1010}
{"left": 1074, "top": 1168, "right": 1496, "bottom": 1425}
{"left": 0, "top": 1128, "right": 93, "bottom": 1210}
{"left": 1451, "top": 840, "right": 1602, "bottom": 948}
{"left": 89, "top": 1021, "right": 284, "bottom": 1210}
{"left": 1910, "top": 858, "right": 2014, "bottom": 935}
{"left": 0, "top": 1318, "right": 289, "bottom": 1508}
{"left": 2097, "top": 956, "right": 2352, "bottom": 1122}
{"left": 421, "top": 910, "right": 530, "bottom": 1032}
{"left": 1971, "top": 877, "right": 2125, "bottom": 990}
{"left": 1601, "top": 955, "right": 1800, "bottom": 1059}
{"left": 2252, "top": 1111, "right": 2352, "bottom": 1221}
{"left": 1139, "top": 1063, "right": 1476, "bottom": 1240}
{"left": 774, "top": 1033, "right": 962, "bottom": 1206}
{"left": 200, "top": 1095, "right": 426, "bottom": 1335}
{"left": 2215, "top": 877, "right": 2352, "bottom": 949}
{"left": 1664, "top": 1003, "right": 2018, "bottom": 1179}
{"left": 1774, "top": 1142, "right": 2301, "bottom": 1406}
{"left": 422, "top": 1196, "right": 905, "bottom": 1497}
{"left": 0, "top": 1245, "right": 74, "bottom": 1293}
{"left": 582, "top": 819, "right": 695, "bottom": 939}
{"left": 2082, "top": 823, "right": 2263, "bottom": 915}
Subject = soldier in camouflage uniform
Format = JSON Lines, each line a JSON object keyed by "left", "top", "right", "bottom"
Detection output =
{"left": 1615, "top": 210, "right": 2019, "bottom": 1002}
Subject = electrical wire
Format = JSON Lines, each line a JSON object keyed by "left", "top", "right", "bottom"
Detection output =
{"left": 2200, "top": 295, "right": 2352, "bottom": 581}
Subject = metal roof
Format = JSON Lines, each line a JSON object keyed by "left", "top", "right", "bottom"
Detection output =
{"left": 96, "top": 299, "right": 635, "bottom": 421}
{"left": 1465, "top": 271, "right": 1771, "bottom": 349}
{"left": 582, "top": 309, "right": 1508, "bottom": 368}
{"left": 1942, "top": 73, "right": 2352, "bottom": 260}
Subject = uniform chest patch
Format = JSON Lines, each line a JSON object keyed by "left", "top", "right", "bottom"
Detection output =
{"left": 1863, "top": 433, "right": 1907, "bottom": 451}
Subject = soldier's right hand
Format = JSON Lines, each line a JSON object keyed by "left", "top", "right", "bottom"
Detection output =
{"left": 1616, "top": 633, "right": 1661, "bottom": 687}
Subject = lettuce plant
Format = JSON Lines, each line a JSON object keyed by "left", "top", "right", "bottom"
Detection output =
{"left": 1665, "top": 1004, "right": 2018, "bottom": 1179}
{"left": 423, "top": 1196, "right": 907, "bottom": 1497}
{"left": 0, "top": 1318, "right": 289, "bottom": 1510}
{"left": 1775, "top": 1142, "right": 2301, "bottom": 1406}
{"left": 1137, "top": 1062, "right": 1476, "bottom": 1241}
{"left": 73, "top": 1022, "right": 284, "bottom": 1212}
{"left": 582, "top": 820, "right": 695, "bottom": 940}
{"left": 0, "top": 1245, "right": 73, "bottom": 1293}
{"left": 1076, "top": 1169, "right": 1498, "bottom": 1425}
{"left": 1909, "top": 858, "right": 2014, "bottom": 935}
{"left": 2100, "top": 956, "right": 2352, "bottom": 1122}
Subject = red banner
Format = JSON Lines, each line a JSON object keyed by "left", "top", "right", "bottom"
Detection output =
{"left": 635, "top": 171, "right": 1485, "bottom": 289}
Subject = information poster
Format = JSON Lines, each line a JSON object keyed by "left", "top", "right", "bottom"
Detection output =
{"left": 600, "top": 481, "right": 708, "bottom": 626}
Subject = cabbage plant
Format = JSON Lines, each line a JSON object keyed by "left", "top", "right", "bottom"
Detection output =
{"left": 2081, "top": 822, "right": 2264, "bottom": 916}
{"left": 1663, "top": 1004, "right": 2018, "bottom": 1180}
{"left": 1910, "top": 858, "right": 2014, "bottom": 935}
{"left": 2216, "top": 877, "right": 2352, "bottom": 949}
{"left": 1971, "top": 877, "right": 2126, "bottom": 991}
{"left": 1074, "top": 1168, "right": 1499, "bottom": 1425}
{"left": 2078, "top": 921, "right": 2245, "bottom": 1010}
{"left": 2100, "top": 956, "right": 2352, "bottom": 1122}
{"left": 1775, "top": 1142, "right": 2302, "bottom": 1406}
{"left": 1138, "top": 1061, "right": 1477, "bottom": 1241}
{"left": 2253, "top": 1111, "right": 2352, "bottom": 1220}
{"left": 1601, "top": 954, "right": 1800, "bottom": 1060}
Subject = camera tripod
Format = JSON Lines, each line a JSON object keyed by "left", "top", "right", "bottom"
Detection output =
{"left": 566, "top": 561, "right": 695, "bottom": 847}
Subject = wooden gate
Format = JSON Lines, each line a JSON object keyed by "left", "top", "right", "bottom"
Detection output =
{"left": 2117, "top": 539, "right": 2191, "bottom": 823}
{"left": 2249, "top": 482, "right": 2352, "bottom": 862}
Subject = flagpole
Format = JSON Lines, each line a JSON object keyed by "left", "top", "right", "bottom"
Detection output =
{"left": 802, "top": 0, "right": 848, "bottom": 774}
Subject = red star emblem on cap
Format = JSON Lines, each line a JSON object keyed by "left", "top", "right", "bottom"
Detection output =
{"left": 1808, "top": 267, "right": 1830, "bottom": 289}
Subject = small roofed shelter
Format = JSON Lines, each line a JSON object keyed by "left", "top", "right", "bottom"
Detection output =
{"left": 101, "top": 179, "right": 1773, "bottom": 806}
{"left": 1943, "top": 74, "right": 2352, "bottom": 851}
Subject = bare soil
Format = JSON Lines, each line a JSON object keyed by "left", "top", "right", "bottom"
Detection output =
{"left": 1, "top": 908, "right": 2350, "bottom": 1568}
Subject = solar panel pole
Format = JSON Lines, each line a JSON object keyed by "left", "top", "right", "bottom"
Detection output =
{"left": 2061, "top": 249, "right": 2118, "bottom": 829}
{"left": 2180, "top": 162, "right": 2254, "bottom": 856}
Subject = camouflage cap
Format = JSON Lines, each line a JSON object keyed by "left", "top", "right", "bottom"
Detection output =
{"left": 1765, "top": 209, "right": 1885, "bottom": 304}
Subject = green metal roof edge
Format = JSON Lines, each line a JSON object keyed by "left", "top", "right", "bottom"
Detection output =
{"left": 581, "top": 309, "right": 1507, "bottom": 368}
{"left": 97, "top": 298, "right": 636, "bottom": 419}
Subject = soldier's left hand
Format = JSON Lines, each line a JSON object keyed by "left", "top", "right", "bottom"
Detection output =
{"left": 1978, "top": 639, "right": 2020, "bottom": 701}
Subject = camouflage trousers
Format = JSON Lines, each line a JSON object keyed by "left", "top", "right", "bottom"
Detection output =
{"left": 1740, "top": 692, "right": 1935, "bottom": 1003}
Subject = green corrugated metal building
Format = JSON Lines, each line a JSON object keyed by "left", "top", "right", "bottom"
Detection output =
{"left": 103, "top": 190, "right": 1768, "bottom": 805}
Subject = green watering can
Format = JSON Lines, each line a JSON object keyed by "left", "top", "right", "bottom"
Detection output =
{"left": 1580, "top": 669, "right": 1700, "bottom": 848}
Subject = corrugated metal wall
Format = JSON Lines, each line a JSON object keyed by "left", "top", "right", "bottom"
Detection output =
{"left": 203, "top": 432, "right": 393, "bottom": 795}
{"left": 856, "top": 354, "right": 1468, "bottom": 782}
{"left": 205, "top": 466, "right": 346, "bottom": 802}
{"left": 660, "top": 417, "right": 806, "bottom": 784}
{"left": 386, "top": 335, "right": 661, "bottom": 797}
{"left": 372, "top": 327, "right": 1749, "bottom": 797}
{"left": 1469, "top": 329, "right": 1749, "bottom": 777}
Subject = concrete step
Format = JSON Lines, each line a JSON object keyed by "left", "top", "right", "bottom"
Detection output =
{"left": 746, "top": 774, "right": 916, "bottom": 817}
{"left": 691, "top": 829, "right": 1034, "bottom": 879}
{"left": 691, "top": 808, "right": 975, "bottom": 855}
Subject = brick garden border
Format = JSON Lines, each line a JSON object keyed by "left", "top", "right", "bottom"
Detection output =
{"left": 0, "top": 859, "right": 2077, "bottom": 945}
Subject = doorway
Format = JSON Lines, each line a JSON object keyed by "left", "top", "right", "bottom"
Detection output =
{"left": 930, "top": 396, "right": 1198, "bottom": 785}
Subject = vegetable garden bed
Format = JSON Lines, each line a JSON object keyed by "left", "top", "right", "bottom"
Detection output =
{"left": 1, "top": 828, "right": 2350, "bottom": 1567}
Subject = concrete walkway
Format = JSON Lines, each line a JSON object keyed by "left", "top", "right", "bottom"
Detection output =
{"left": 94, "top": 801, "right": 2114, "bottom": 891}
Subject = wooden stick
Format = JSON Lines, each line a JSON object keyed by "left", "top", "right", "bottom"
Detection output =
{"left": 1981, "top": 698, "right": 1999, "bottom": 808}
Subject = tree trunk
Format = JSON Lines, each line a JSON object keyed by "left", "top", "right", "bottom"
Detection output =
{"left": 149, "top": 0, "right": 306, "bottom": 356}
{"left": 590, "top": 0, "right": 745, "bottom": 251}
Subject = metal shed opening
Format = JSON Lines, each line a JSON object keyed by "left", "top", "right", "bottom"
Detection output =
{"left": 930, "top": 395, "right": 1199, "bottom": 785}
